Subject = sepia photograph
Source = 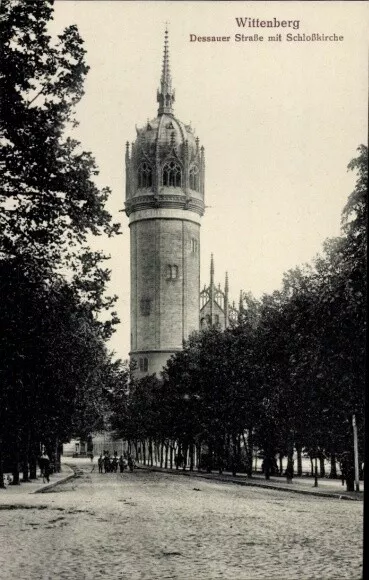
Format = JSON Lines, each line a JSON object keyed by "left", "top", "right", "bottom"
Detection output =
{"left": 0, "top": 1, "right": 367, "bottom": 578}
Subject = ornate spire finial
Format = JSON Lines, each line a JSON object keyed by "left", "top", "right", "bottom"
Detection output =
{"left": 157, "top": 26, "right": 175, "bottom": 115}
{"left": 210, "top": 254, "right": 214, "bottom": 286}
{"left": 225, "top": 272, "right": 229, "bottom": 294}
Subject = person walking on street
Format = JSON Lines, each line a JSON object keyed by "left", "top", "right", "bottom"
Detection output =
{"left": 103, "top": 452, "right": 110, "bottom": 473}
{"left": 128, "top": 454, "right": 134, "bottom": 472}
{"left": 39, "top": 451, "right": 51, "bottom": 483}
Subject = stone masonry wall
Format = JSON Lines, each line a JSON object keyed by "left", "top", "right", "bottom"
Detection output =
{"left": 130, "top": 217, "right": 200, "bottom": 375}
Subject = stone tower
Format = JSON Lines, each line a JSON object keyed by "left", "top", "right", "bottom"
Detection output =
{"left": 125, "top": 29, "right": 205, "bottom": 377}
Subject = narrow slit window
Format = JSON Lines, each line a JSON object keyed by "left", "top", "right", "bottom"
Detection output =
{"left": 139, "top": 357, "right": 148, "bottom": 372}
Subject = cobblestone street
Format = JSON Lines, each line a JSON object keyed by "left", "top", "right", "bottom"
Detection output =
{"left": 0, "top": 465, "right": 363, "bottom": 580}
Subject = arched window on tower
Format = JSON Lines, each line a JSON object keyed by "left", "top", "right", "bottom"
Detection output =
{"left": 138, "top": 162, "right": 153, "bottom": 189}
{"left": 162, "top": 160, "right": 182, "bottom": 187}
{"left": 189, "top": 164, "right": 199, "bottom": 191}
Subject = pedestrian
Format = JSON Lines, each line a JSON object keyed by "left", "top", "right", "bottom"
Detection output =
{"left": 128, "top": 454, "right": 134, "bottom": 472}
{"left": 103, "top": 452, "right": 110, "bottom": 473}
{"left": 112, "top": 451, "right": 119, "bottom": 473}
{"left": 39, "top": 451, "right": 51, "bottom": 483}
{"left": 98, "top": 454, "right": 103, "bottom": 473}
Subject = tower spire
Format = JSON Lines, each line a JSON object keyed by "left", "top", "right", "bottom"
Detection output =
{"left": 157, "top": 26, "right": 175, "bottom": 115}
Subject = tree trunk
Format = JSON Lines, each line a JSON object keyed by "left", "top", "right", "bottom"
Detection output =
{"left": 247, "top": 428, "right": 253, "bottom": 477}
{"left": 55, "top": 439, "right": 61, "bottom": 473}
{"left": 21, "top": 452, "right": 29, "bottom": 482}
{"left": 296, "top": 445, "right": 302, "bottom": 476}
{"left": 29, "top": 438, "right": 39, "bottom": 479}
{"left": 279, "top": 453, "right": 283, "bottom": 476}
{"left": 134, "top": 441, "right": 139, "bottom": 462}
{"left": 319, "top": 455, "right": 325, "bottom": 477}
{"left": 160, "top": 442, "right": 164, "bottom": 468}
{"left": 142, "top": 440, "right": 146, "bottom": 465}
{"left": 189, "top": 440, "right": 194, "bottom": 472}
{"left": 164, "top": 443, "right": 168, "bottom": 469}
{"left": 169, "top": 443, "right": 173, "bottom": 469}
{"left": 286, "top": 438, "right": 294, "bottom": 483}
{"left": 197, "top": 443, "right": 202, "bottom": 471}
{"left": 207, "top": 442, "right": 213, "bottom": 473}
{"left": 330, "top": 453, "right": 337, "bottom": 478}
{"left": 149, "top": 439, "right": 153, "bottom": 466}
{"left": 241, "top": 431, "right": 248, "bottom": 473}
{"left": 12, "top": 444, "right": 20, "bottom": 485}
{"left": 183, "top": 443, "right": 189, "bottom": 470}
{"left": 231, "top": 434, "right": 238, "bottom": 476}
{"left": 308, "top": 456, "right": 312, "bottom": 476}
{"left": 0, "top": 440, "right": 5, "bottom": 489}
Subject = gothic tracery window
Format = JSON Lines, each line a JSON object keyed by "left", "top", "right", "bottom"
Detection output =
{"left": 189, "top": 164, "right": 199, "bottom": 191}
{"left": 138, "top": 162, "right": 153, "bottom": 189}
{"left": 162, "top": 160, "right": 182, "bottom": 187}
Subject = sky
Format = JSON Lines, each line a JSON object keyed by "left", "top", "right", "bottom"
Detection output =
{"left": 50, "top": 1, "right": 368, "bottom": 360}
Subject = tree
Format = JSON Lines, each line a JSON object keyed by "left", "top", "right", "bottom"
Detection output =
{"left": 0, "top": 0, "right": 120, "bottom": 272}
{"left": 0, "top": 1, "right": 122, "bottom": 483}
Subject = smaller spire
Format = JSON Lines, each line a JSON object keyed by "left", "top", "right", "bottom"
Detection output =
{"left": 224, "top": 272, "right": 229, "bottom": 328}
{"left": 210, "top": 253, "right": 214, "bottom": 286}
{"left": 157, "top": 26, "right": 175, "bottom": 115}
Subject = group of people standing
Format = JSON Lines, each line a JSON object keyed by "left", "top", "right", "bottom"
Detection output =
{"left": 97, "top": 451, "right": 135, "bottom": 474}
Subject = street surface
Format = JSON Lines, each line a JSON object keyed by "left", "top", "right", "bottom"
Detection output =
{"left": 0, "top": 464, "right": 363, "bottom": 580}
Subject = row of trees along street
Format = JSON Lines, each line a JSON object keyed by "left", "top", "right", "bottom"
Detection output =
{"left": 110, "top": 145, "right": 367, "bottom": 493}
{"left": 0, "top": 0, "right": 123, "bottom": 486}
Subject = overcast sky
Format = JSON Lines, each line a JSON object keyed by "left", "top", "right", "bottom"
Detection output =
{"left": 51, "top": 1, "right": 368, "bottom": 360}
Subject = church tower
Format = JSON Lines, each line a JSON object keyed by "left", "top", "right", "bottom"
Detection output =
{"left": 125, "top": 29, "right": 205, "bottom": 377}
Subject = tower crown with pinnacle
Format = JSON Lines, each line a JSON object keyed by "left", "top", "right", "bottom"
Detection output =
{"left": 125, "top": 28, "right": 205, "bottom": 218}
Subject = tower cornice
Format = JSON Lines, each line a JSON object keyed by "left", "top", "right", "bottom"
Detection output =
{"left": 125, "top": 194, "right": 205, "bottom": 217}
